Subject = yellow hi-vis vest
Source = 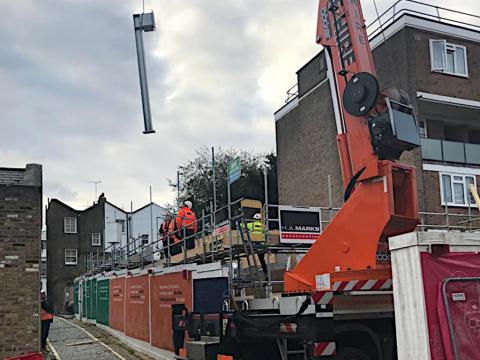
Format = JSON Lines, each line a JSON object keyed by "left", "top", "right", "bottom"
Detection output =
{"left": 246, "top": 220, "right": 263, "bottom": 234}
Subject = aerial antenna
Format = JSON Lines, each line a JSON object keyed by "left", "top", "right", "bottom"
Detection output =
{"left": 133, "top": 1, "right": 156, "bottom": 134}
{"left": 88, "top": 180, "right": 101, "bottom": 201}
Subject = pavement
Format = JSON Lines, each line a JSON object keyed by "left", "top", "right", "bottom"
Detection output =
{"left": 46, "top": 317, "right": 155, "bottom": 360}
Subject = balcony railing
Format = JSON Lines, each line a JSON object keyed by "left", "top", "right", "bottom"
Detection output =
{"left": 421, "top": 138, "right": 480, "bottom": 165}
{"left": 367, "top": 0, "right": 480, "bottom": 40}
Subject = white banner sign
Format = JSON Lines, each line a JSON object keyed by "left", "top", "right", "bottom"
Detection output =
{"left": 278, "top": 205, "right": 322, "bottom": 244}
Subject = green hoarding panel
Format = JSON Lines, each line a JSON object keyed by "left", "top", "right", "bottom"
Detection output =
{"left": 83, "top": 279, "right": 89, "bottom": 318}
{"left": 96, "top": 279, "right": 110, "bottom": 326}
{"left": 93, "top": 279, "right": 98, "bottom": 320}
{"left": 74, "top": 281, "right": 79, "bottom": 314}
{"left": 88, "top": 278, "right": 97, "bottom": 320}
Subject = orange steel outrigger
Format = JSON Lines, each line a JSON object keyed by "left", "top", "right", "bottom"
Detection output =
{"left": 284, "top": 0, "right": 420, "bottom": 293}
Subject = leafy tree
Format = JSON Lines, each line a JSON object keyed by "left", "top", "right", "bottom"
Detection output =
{"left": 169, "top": 147, "right": 277, "bottom": 216}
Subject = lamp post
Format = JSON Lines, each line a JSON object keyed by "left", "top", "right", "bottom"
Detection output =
{"left": 133, "top": 11, "right": 156, "bottom": 134}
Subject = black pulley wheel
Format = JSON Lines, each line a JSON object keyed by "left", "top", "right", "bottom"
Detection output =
{"left": 343, "top": 72, "right": 379, "bottom": 116}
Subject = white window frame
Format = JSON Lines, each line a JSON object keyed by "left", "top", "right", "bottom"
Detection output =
{"left": 418, "top": 120, "right": 427, "bottom": 138}
{"left": 117, "top": 219, "right": 126, "bottom": 233}
{"left": 64, "top": 249, "right": 78, "bottom": 265}
{"left": 430, "top": 39, "right": 468, "bottom": 78}
{"left": 439, "top": 172, "right": 477, "bottom": 207}
{"left": 91, "top": 233, "right": 101, "bottom": 246}
{"left": 64, "top": 217, "right": 77, "bottom": 234}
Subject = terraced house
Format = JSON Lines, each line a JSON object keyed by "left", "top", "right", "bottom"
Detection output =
{"left": 46, "top": 195, "right": 168, "bottom": 313}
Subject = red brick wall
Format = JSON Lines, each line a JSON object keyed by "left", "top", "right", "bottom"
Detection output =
{"left": 420, "top": 170, "right": 480, "bottom": 229}
{"left": 276, "top": 24, "right": 480, "bottom": 220}
{"left": 412, "top": 29, "right": 480, "bottom": 101}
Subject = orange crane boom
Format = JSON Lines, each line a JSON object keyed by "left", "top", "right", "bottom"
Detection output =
{"left": 284, "top": 0, "right": 421, "bottom": 292}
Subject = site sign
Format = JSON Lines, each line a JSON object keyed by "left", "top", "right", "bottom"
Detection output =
{"left": 278, "top": 205, "right": 322, "bottom": 244}
{"left": 213, "top": 220, "right": 230, "bottom": 236}
{"left": 228, "top": 157, "right": 241, "bottom": 184}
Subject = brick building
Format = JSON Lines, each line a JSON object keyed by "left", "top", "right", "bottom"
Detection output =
{"left": 275, "top": 4, "right": 480, "bottom": 229}
{"left": 0, "top": 164, "right": 42, "bottom": 358}
{"left": 46, "top": 196, "right": 105, "bottom": 314}
{"left": 46, "top": 195, "right": 168, "bottom": 313}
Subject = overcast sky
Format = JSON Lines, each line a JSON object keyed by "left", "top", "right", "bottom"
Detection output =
{"left": 1, "top": 0, "right": 478, "bottom": 211}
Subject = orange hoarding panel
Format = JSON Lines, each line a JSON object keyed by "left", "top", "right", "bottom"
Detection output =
{"left": 109, "top": 277, "right": 125, "bottom": 332}
{"left": 125, "top": 275, "right": 150, "bottom": 343}
{"left": 150, "top": 271, "right": 193, "bottom": 352}
{"left": 217, "top": 356, "right": 234, "bottom": 360}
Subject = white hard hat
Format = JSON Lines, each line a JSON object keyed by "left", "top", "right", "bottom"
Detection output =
{"left": 253, "top": 213, "right": 261, "bottom": 220}
{"left": 184, "top": 200, "right": 193, "bottom": 209}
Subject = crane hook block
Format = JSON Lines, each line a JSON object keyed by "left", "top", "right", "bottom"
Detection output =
{"left": 343, "top": 72, "right": 379, "bottom": 116}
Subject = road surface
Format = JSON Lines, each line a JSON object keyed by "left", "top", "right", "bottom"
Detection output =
{"left": 46, "top": 316, "right": 155, "bottom": 360}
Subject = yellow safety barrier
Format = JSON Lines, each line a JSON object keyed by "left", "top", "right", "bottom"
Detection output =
{"left": 469, "top": 184, "right": 480, "bottom": 209}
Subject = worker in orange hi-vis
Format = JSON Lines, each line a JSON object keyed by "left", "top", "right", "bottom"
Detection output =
{"left": 159, "top": 214, "right": 174, "bottom": 258}
{"left": 40, "top": 291, "right": 53, "bottom": 349}
{"left": 175, "top": 200, "right": 197, "bottom": 250}
{"left": 167, "top": 215, "right": 183, "bottom": 256}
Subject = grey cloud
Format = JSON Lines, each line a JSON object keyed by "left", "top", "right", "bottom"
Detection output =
{"left": 2, "top": 0, "right": 477, "bottom": 210}
{"left": 44, "top": 181, "right": 78, "bottom": 202}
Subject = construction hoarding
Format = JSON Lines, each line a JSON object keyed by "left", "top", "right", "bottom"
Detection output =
{"left": 109, "top": 277, "right": 125, "bottom": 332}
{"left": 83, "top": 279, "right": 90, "bottom": 319}
{"left": 73, "top": 281, "right": 79, "bottom": 315}
{"left": 390, "top": 232, "right": 480, "bottom": 360}
{"left": 89, "top": 278, "right": 97, "bottom": 320}
{"left": 96, "top": 278, "right": 110, "bottom": 326}
{"left": 193, "top": 277, "right": 228, "bottom": 313}
{"left": 150, "top": 271, "right": 193, "bottom": 352}
{"left": 125, "top": 275, "right": 150, "bottom": 343}
{"left": 421, "top": 252, "right": 480, "bottom": 360}
{"left": 75, "top": 267, "right": 207, "bottom": 354}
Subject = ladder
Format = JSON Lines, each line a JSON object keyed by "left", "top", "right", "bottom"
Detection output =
{"left": 276, "top": 339, "right": 308, "bottom": 360}
{"left": 236, "top": 219, "right": 265, "bottom": 298}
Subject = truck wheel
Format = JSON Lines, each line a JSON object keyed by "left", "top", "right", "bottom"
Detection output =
{"left": 334, "top": 347, "right": 370, "bottom": 360}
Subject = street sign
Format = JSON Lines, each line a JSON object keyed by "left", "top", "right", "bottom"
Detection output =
{"left": 228, "top": 157, "right": 241, "bottom": 184}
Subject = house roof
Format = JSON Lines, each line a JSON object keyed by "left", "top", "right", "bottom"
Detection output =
{"left": 47, "top": 198, "right": 82, "bottom": 213}
{"left": 48, "top": 197, "right": 169, "bottom": 216}
{"left": 131, "top": 202, "right": 169, "bottom": 214}
{"left": 105, "top": 200, "right": 127, "bottom": 214}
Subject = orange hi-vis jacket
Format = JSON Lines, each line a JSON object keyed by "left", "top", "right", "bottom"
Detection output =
{"left": 40, "top": 308, "right": 53, "bottom": 321}
{"left": 160, "top": 221, "right": 170, "bottom": 238}
{"left": 168, "top": 220, "right": 179, "bottom": 242}
{"left": 176, "top": 206, "right": 197, "bottom": 233}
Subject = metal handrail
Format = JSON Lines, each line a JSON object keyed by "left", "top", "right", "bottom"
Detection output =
{"left": 83, "top": 196, "right": 257, "bottom": 273}
{"left": 285, "top": 83, "right": 299, "bottom": 103}
{"left": 366, "top": 0, "right": 480, "bottom": 39}
{"left": 83, "top": 199, "right": 479, "bottom": 275}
